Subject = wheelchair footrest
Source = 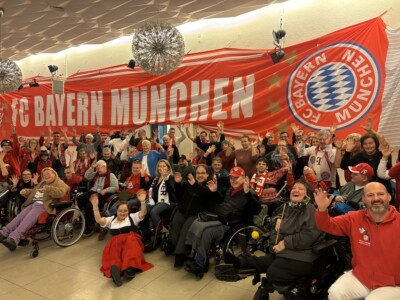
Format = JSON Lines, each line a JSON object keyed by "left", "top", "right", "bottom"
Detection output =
{"left": 214, "top": 264, "right": 244, "bottom": 282}
{"left": 18, "top": 239, "right": 30, "bottom": 247}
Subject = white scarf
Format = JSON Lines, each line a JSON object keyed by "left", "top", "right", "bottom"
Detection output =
{"left": 148, "top": 177, "right": 170, "bottom": 206}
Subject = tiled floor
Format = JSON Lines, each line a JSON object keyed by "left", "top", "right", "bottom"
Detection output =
{"left": 0, "top": 234, "right": 285, "bottom": 300}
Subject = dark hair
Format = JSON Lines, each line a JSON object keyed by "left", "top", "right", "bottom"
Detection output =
{"left": 360, "top": 133, "right": 379, "bottom": 151}
{"left": 116, "top": 201, "right": 129, "bottom": 210}
{"left": 256, "top": 157, "right": 268, "bottom": 164}
{"left": 196, "top": 164, "right": 209, "bottom": 174}
{"left": 293, "top": 179, "right": 315, "bottom": 202}
{"left": 212, "top": 157, "right": 222, "bottom": 164}
{"left": 241, "top": 134, "right": 250, "bottom": 141}
{"left": 200, "top": 131, "right": 207, "bottom": 136}
{"left": 21, "top": 169, "right": 33, "bottom": 175}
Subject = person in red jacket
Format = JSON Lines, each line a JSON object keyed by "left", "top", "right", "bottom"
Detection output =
{"left": 314, "top": 182, "right": 400, "bottom": 299}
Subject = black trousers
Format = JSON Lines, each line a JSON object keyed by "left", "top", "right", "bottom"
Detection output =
{"left": 76, "top": 191, "right": 106, "bottom": 228}
{"left": 239, "top": 253, "right": 313, "bottom": 282}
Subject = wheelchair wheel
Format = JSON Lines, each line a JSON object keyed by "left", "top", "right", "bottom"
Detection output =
{"left": 7, "top": 196, "right": 21, "bottom": 221}
{"left": 223, "top": 226, "right": 267, "bottom": 259}
{"left": 103, "top": 194, "right": 120, "bottom": 212}
{"left": 51, "top": 208, "right": 85, "bottom": 247}
{"left": 30, "top": 249, "right": 39, "bottom": 258}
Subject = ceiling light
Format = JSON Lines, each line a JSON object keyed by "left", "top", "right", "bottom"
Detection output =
{"left": 0, "top": 8, "right": 22, "bottom": 94}
{"left": 48, "top": 65, "right": 58, "bottom": 75}
{"left": 127, "top": 59, "right": 135, "bottom": 69}
{"left": 272, "top": 30, "right": 286, "bottom": 44}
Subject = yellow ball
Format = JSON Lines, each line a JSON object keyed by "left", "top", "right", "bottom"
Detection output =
{"left": 251, "top": 231, "right": 259, "bottom": 239}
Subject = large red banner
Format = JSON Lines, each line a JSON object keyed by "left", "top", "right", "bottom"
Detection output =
{"left": 0, "top": 17, "right": 387, "bottom": 139}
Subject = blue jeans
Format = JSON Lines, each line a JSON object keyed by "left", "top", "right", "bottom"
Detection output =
{"left": 149, "top": 202, "right": 176, "bottom": 228}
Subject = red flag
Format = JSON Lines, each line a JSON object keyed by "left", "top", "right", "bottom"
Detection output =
{"left": 0, "top": 17, "right": 387, "bottom": 140}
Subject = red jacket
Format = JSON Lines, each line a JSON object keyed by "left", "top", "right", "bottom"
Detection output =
{"left": 315, "top": 206, "right": 400, "bottom": 289}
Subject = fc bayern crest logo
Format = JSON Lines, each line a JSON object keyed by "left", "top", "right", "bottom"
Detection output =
{"left": 287, "top": 42, "right": 380, "bottom": 130}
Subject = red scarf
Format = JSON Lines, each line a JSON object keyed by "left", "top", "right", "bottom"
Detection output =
{"left": 92, "top": 170, "right": 111, "bottom": 188}
{"left": 250, "top": 172, "right": 268, "bottom": 197}
{"left": 230, "top": 185, "right": 244, "bottom": 197}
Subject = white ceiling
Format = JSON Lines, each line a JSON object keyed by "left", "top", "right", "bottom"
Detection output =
{"left": 0, "top": 0, "right": 285, "bottom": 61}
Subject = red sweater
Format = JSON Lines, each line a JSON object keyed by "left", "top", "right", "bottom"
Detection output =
{"left": 315, "top": 207, "right": 400, "bottom": 289}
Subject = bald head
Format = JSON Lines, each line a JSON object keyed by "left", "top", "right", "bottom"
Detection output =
{"left": 362, "top": 182, "right": 391, "bottom": 219}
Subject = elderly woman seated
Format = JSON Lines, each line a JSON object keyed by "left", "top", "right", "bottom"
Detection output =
{"left": 215, "top": 179, "right": 323, "bottom": 291}
{"left": 0, "top": 167, "right": 68, "bottom": 251}
{"left": 90, "top": 191, "right": 153, "bottom": 287}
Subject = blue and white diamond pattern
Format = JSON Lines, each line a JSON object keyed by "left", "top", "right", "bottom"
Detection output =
{"left": 307, "top": 63, "right": 355, "bottom": 111}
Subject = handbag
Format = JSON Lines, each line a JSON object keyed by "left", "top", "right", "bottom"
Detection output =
{"left": 198, "top": 211, "right": 219, "bottom": 222}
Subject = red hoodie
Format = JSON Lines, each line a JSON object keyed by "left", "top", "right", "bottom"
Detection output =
{"left": 315, "top": 206, "right": 400, "bottom": 289}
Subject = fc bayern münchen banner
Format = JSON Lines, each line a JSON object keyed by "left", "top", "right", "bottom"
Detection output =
{"left": 0, "top": 17, "right": 395, "bottom": 142}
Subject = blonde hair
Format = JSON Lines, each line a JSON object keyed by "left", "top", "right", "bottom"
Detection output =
{"left": 155, "top": 159, "right": 173, "bottom": 177}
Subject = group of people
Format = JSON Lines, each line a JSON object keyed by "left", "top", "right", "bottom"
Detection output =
{"left": 0, "top": 120, "right": 399, "bottom": 298}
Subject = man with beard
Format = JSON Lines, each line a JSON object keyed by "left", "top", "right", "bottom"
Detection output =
{"left": 314, "top": 182, "right": 400, "bottom": 299}
{"left": 168, "top": 154, "right": 195, "bottom": 183}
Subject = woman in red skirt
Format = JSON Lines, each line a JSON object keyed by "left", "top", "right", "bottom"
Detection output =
{"left": 91, "top": 190, "right": 153, "bottom": 287}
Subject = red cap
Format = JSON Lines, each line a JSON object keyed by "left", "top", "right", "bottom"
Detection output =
{"left": 229, "top": 167, "right": 245, "bottom": 177}
{"left": 348, "top": 163, "right": 374, "bottom": 178}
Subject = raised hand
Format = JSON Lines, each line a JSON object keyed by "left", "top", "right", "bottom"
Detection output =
{"left": 360, "top": 118, "right": 372, "bottom": 132}
{"left": 136, "top": 189, "right": 147, "bottom": 202}
{"left": 314, "top": 188, "right": 334, "bottom": 212}
{"left": 345, "top": 139, "right": 356, "bottom": 152}
{"left": 380, "top": 144, "right": 393, "bottom": 159}
{"left": 32, "top": 173, "right": 39, "bottom": 185}
{"left": 140, "top": 167, "right": 147, "bottom": 177}
{"left": 61, "top": 127, "right": 67, "bottom": 134}
{"left": 290, "top": 123, "right": 300, "bottom": 134}
{"left": 174, "top": 172, "right": 183, "bottom": 183}
{"left": 330, "top": 123, "right": 337, "bottom": 134}
{"left": 244, "top": 176, "right": 250, "bottom": 193}
{"left": 10, "top": 174, "right": 19, "bottom": 186}
{"left": 90, "top": 193, "right": 99, "bottom": 206}
{"left": 206, "top": 145, "right": 216, "bottom": 154}
{"left": 195, "top": 125, "right": 201, "bottom": 135}
{"left": 187, "top": 173, "right": 195, "bottom": 185}
{"left": 207, "top": 179, "right": 217, "bottom": 192}
{"left": 167, "top": 147, "right": 174, "bottom": 157}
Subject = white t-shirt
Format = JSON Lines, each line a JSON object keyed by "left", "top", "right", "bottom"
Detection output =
{"left": 101, "top": 212, "right": 142, "bottom": 229}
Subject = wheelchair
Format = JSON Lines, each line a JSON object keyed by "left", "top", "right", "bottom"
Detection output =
{"left": 216, "top": 236, "right": 351, "bottom": 300}
{"left": 19, "top": 191, "right": 86, "bottom": 258}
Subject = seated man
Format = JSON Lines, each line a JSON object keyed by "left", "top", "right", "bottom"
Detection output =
{"left": 215, "top": 180, "right": 322, "bottom": 294}
{"left": 184, "top": 167, "right": 261, "bottom": 277}
{"left": 330, "top": 163, "right": 373, "bottom": 215}
{"left": 77, "top": 160, "right": 119, "bottom": 235}
{"left": 314, "top": 182, "right": 400, "bottom": 300}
